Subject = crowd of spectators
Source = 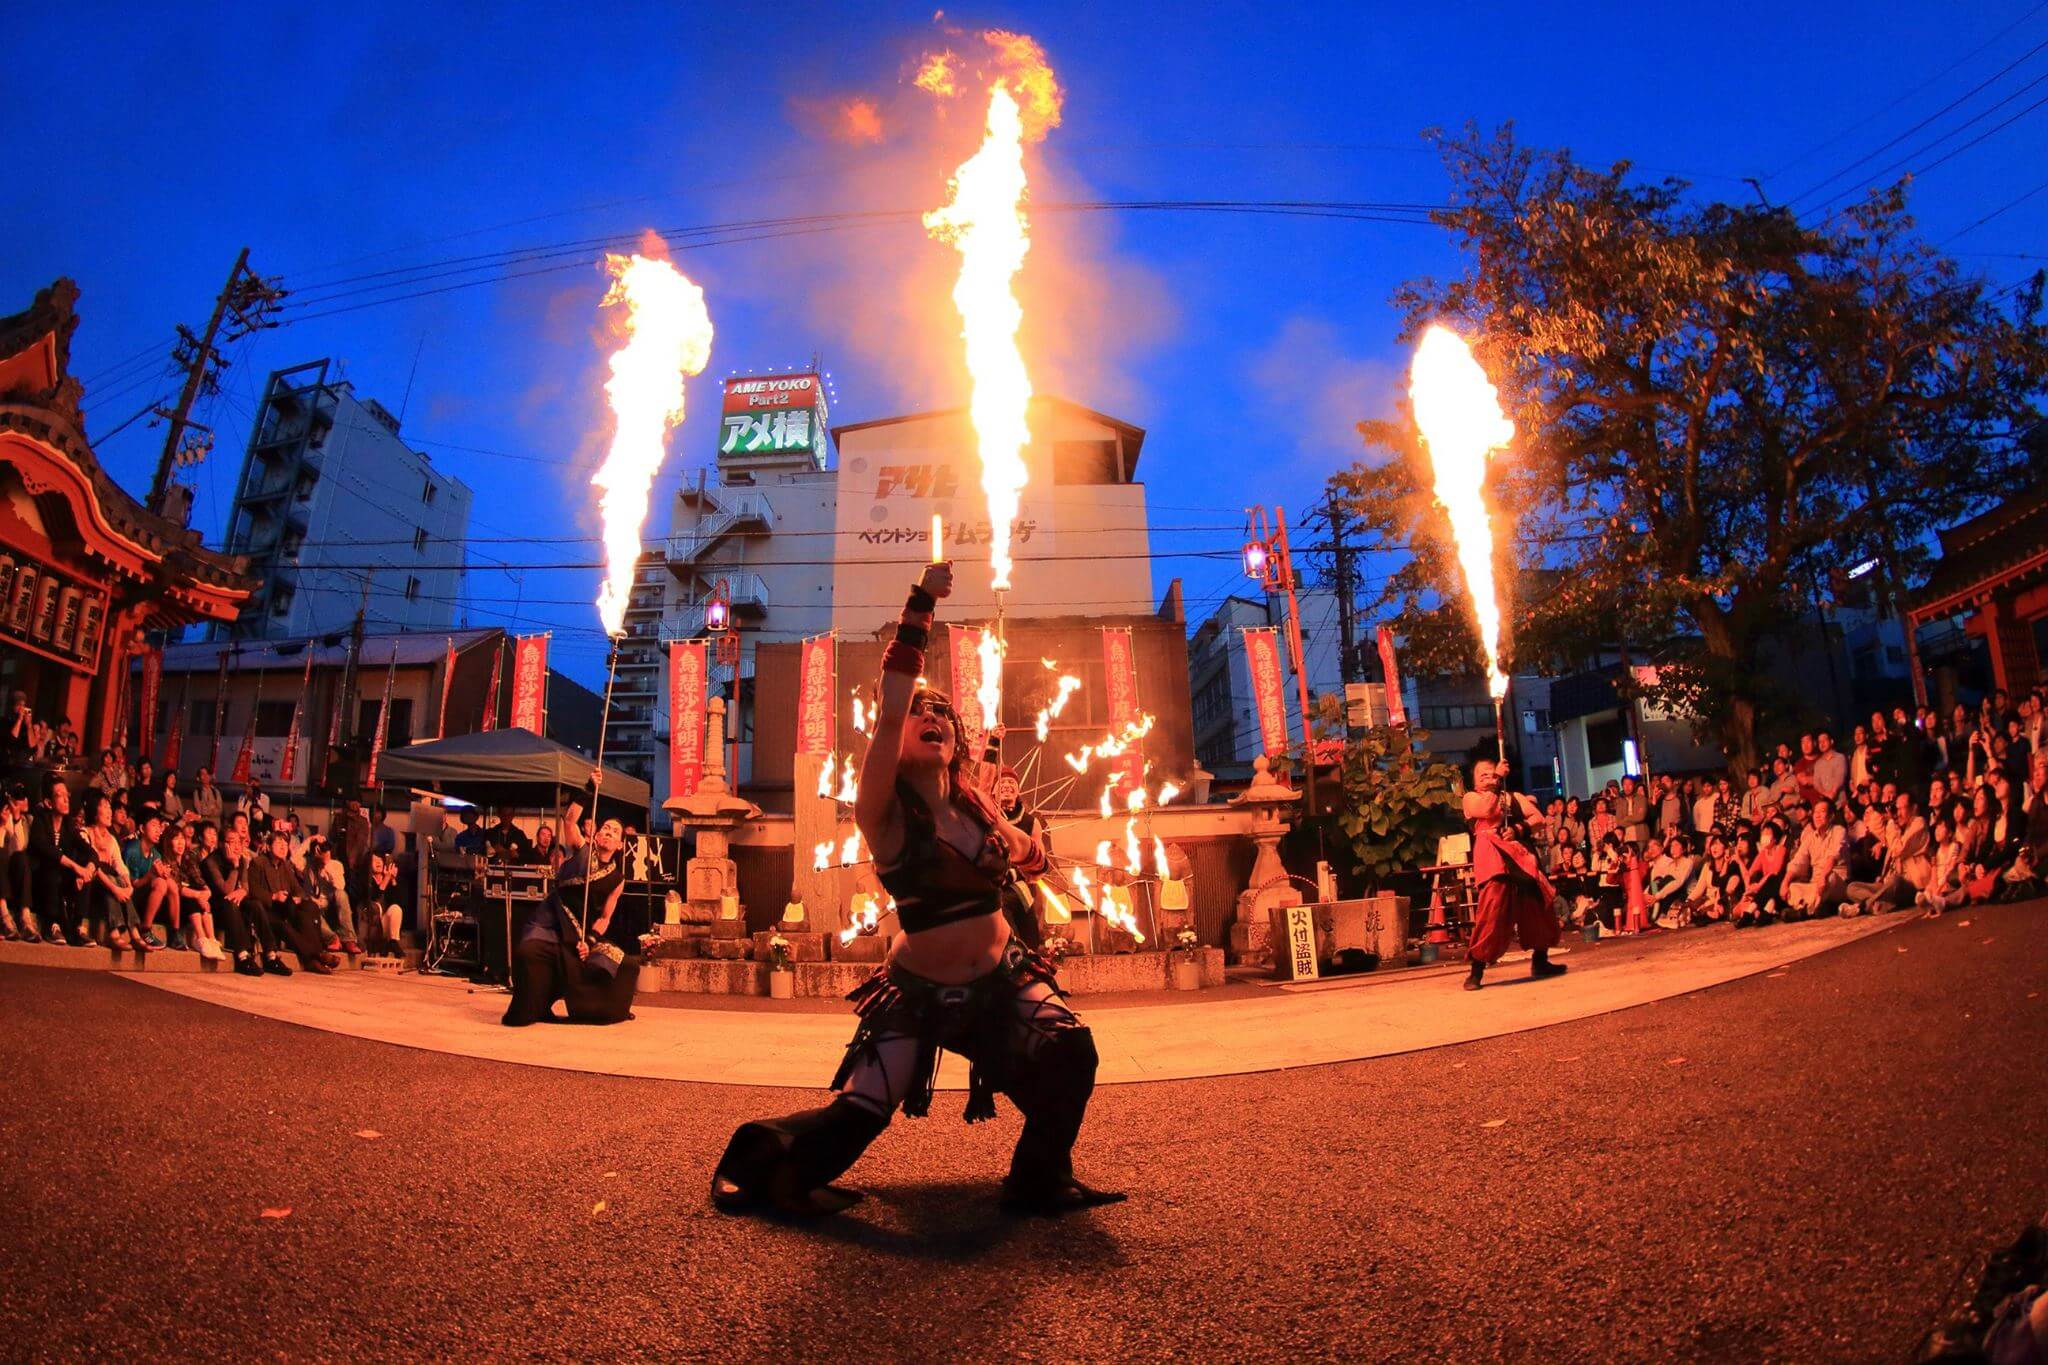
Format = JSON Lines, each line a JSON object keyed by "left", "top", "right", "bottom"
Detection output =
{"left": 1528, "top": 691, "right": 2048, "bottom": 932}
{"left": 0, "top": 732, "right": 405, "bottom": 978}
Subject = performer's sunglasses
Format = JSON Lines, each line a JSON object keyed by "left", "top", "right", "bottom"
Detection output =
{"left": 910, "top": 695, "right": 957, "bottom": 722}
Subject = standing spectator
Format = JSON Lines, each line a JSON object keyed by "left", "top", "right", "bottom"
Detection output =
{"left": 332, "top": 796, "right": 373, "bottom": 873}
{"left": 1615, "top": 777, "right": 1650, "bottom": 846}
{"left": 2, "top": 691, "right": 36, "bottom": 775}
{"left": 1558, "top": 797, "right": 1588, "bottom": 859}
{"left": 158, "top": 771, "right": 184, "bottom": 825}
{"left": 1849, "top": 723, "right": 1873, "bottom": 792}
{"left": 245, "top": 826, "right": 336, "bottom": 973}
{"left": 452, "top": 808, "right": 487, "bottom": 856}
{"left": 1783, "top": 798, "right": 1848, "bottom": 919}
{"left": 127, "top": 760, "right": 159, "bottom": 823}
{"left": 1691, "top": 780, "right": 1720, "bottom": 837}
{"left": 1738, "top": 768, "right": 1769, "bottom": 822}
{"left": 1588, "top": 795, "right": 1617, "bottom": 848}
{"left": 1655, "top": 775, "right": 1685, "bottom": 836}
{"left": 88, "top": 748, "right": 126, "bottom": 795}
{"left": 1811, "top": 730, "right": 1848, "bottom": 804}
{"left": 237, "top": 777, "right": 271, "bottom": 823}
{"left": 485, "top": 808, "right": 535, "bottom": 864}
{"left": 190, "top": 766, "right": 223, "bottom": 825}
{"left": 532, "top": 822, "right": 563, "bottom": 873}
{"left": 1794, "top": 734, "right": 1820, "bottom": 803}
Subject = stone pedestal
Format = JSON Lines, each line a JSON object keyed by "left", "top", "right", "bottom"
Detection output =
{"left": 835, "top": 933, "right": 888, "bottom": 963}
{"left": 1228, "top": 755, "right": 1303, "bottom": 967}
{"left": 664, "top": 695, "right": 761, "bottom": 951}
{"left": 751, "top": 930, "right": 827, "bottom": 963}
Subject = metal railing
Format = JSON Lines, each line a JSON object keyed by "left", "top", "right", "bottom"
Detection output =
{"left": 666, "top": 490, "right": 771, "bottom": 564}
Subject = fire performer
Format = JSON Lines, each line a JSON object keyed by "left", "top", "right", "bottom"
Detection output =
{"left": 713, "top": 561, "right": 1123, "bottom": 1218}
{"left": 501, "top": 791, "right": 635, "bottom": 1028}
{"left": 1462, "top": 758, "right": 1567, "bottom": 991}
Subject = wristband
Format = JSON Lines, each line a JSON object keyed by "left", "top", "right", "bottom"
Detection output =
{"left": 906, "top": 584, "right": 937, "bottom": 615}
{"left": 895, "top": 622, "right": 929, "bottom": 649}
{"left": 882, "top": 641, "right": 925, "bottom": 677}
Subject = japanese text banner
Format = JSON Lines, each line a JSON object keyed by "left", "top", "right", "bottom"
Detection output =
{"left": 1244, "top": 627, "right": 1290, "bottom": 759}
{"left": 669, "top": 640, "right": 708, "bottom": 799}
{"left": 948, "top": 625, "right": 985, "bottom": 756}
{"left": 796, "top": 635, "right": 835, "bottom": 757}
{"left": 1376, "top": 625, "right": 1408, "bottom": 728}
{"left": 509, "top": 636, "right": 548, "bottom": 734}
{"left": 1101, "top": 626, "right": 1142, "bottom": 794}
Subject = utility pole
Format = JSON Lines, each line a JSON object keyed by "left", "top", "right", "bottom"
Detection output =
{"left": 148, "top": 248, "right": 287, "bottom": 517}
{"left": 1320, "top": 493, "right": 1362, "bottom": 684}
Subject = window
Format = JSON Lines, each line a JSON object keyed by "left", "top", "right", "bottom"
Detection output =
{"left": 1419, "top": 704, "right": 1492, "bottom": 730}
{"left": 413, "top": 527, "right": 428, "bottom": 552}
{"left": 270, "top": 585, "right": 295, "bottom": 617}
{"left": 357, "top": 698, "right": 415, "bottom": 748}
{"left": 1586, "top": 716, "right": 1626, "bottom": 769}
{"left": 189, "top": 700, "right": 215, "bottom": 736}
{"left": 404, "top": 576, "right": 421, "bottom": 603}
{"left": 422, "top": 479, "right": 437, "bottom": 504}
{"left": 1521, "top": 708, "right": 1551, "bottom": 734}
{"left": 255, "top": 700, "right": 296, "bottom": 738}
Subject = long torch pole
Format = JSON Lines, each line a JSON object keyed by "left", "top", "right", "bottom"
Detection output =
{"left": 581, "top": 637, "right": 621, "bottom": 937}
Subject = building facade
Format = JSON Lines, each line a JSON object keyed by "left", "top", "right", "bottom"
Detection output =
{"left": 0, "top": 281, "right": 254, "bottom": 755}
{"left": 214, "top": 360, "right": 471, "bottom": 640}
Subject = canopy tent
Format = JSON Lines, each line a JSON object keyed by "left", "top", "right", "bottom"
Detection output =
{"left": 375, "top": 727, "right": 650, "bottom": 818}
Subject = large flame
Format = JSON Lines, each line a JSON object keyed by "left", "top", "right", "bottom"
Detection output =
{"left": 925, "top": 83, "right": 1037, "bottom": 592}
{"left": 976, "top": 627, "right": 1005, "bottom": 733}
{"left": 1410, "top": 324, "right": 1514, "bottom": 698}
{"left": 594, "top": 246, "right": 714, "bottom": 637}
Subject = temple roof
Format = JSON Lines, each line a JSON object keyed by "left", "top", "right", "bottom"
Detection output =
{"left": 1909, "top": 483, "right": 2048, "bottom": 621}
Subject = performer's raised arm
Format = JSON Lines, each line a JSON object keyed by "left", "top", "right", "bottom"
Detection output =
{"left": 856, "top": 560, "right": 951, "bottom": 866}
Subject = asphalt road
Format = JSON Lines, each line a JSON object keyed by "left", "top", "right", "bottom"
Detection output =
{"left": 1, "top": 904, "right": 2044, "bottom": 1363}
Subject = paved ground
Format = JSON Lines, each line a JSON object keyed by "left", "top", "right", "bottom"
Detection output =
{"left": 0, "top": 903, "right": 2042, "bottom": 1362}
{"left": 108, "top": 915, "right": 1898, "bottom": 1086}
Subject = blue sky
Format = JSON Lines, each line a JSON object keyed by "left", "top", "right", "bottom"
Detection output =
{"left": 5, "top": 1, "right": 2043, "bottom": 686}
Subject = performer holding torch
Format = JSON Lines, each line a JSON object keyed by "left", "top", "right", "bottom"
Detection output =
{"left": 1462, "top": 758, "right": 1567, "bottom": 991}
{"left": 712, "top": 559, "right": 1123, "bottom": 1219}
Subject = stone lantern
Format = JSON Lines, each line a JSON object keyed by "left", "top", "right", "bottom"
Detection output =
{"left": 1227, "top": 754, "right": 1303, "bottom": 966}
{"left": 662, "top": 695, "right": 759, "bottom": 958}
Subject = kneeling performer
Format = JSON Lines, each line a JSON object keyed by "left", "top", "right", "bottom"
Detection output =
{"left": 712, "top": 560, "right": 1124, "bottom": 1219}
{"left": 1464, "top": 758, "right": 1566, "bottom": 990}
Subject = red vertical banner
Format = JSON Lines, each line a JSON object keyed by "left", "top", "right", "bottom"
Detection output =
{"left": 163, "top": 676, "right": 187, "bottom": 775}
{"left": 138, "top": 647, "right": 162, "bottom": 761}
{"left": 1375, "top": 625, "right": 1408, "bottom": 728}
{"left": 279, "top": 653, "right": 313, "bottom": 785}
{"left": 795, "top": 634, "right": 836, "bottom": 757}
{"left": 669, "top": 640, "right": 708, "bottom": 798}
{"left": 947, "top": 625, "right": 985, "bottom": 757}
{"left": 1100, "top": 626, "right": 1143, "bottom": 795}
{"left": 435, "top": 638, "right": 456, "bottom": 739}
{"left": 1244, "top": 627, "right": 1291, "bottom": 760}
{"left": 509, "top": 635, "right": 549, "bottom": 733}
{"left": 480, "top": 641, "right": 502, "bottom": 733}
{"left": 230, "top": 664, "right": 262, "bottom": 785}
{"left": 209, "top": 648, "right": 231, "bottom": 773}
{"left": 365, "top": 651, "right": 397, "bottom": 789}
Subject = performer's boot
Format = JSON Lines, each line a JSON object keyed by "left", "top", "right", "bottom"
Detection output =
{"left": 1530, "top": 947, "right": 1568, "bottom": 979}
{"left": 710, "top": 1096, "right": 889, "bottom": 1217}
{"left": 1464, "top": 960, "right": 1485, "bottom": 990}
{"left": 1000, "top": 1026, "right": 1125, "bottom": 1217}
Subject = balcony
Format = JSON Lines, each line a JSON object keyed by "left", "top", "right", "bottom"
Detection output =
{"left": 666, "top": 490, "right": 771, "bottom": 574}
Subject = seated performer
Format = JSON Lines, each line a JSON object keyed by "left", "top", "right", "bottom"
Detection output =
{"left": 712, "top": 560, "right": 1123, "bottom": 1219}
{"left": 501, "top": 798, "right": 636, "bottom": 1027}
{"left": 1462, "top": 758, "right": 1567, "bottom": 991}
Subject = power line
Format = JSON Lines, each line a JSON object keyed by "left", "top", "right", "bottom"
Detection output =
{"left": 1947, "top": 174, "right": 2048, "bottom": 241}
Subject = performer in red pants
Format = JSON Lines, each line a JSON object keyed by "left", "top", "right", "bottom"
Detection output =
{"left": 1462, "top": 759, "right": 1566, "bottom": 991}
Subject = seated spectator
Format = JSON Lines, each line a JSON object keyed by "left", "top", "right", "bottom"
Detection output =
{"left": 1646, "top": 833, "right": 1700, "bottom": 927}
{"left": 1843, "top": 792, "right": 1929, "bottom": 914}
{"left": 158, "top": 771, "right": 184, "bottom": 825}
{"left": 1732, "top": 821, "right": 1789, "bottom": 926}
{"left": 189, "top": 767, "right": 224, "bottom": 825}
{"left": 452, "top": 809, "right": 487, "bottom": 856}
{"left": 245, "top": 826, "right": 338, "bottom": 973}
{"left": 127, "top": 760, "right": 159, "bottom": 823}
{"left": 533, "top": 822, "right": 563, "bottom": 872}
{"left": 0, "top": 783, "right": 29, "bottom": 939}
{"left": 1783, "top": 798, "right": 1848, "bottom": 919}
{"left": 305, "top": 837, "right": 364, "bottom": 959}
{"left": 1588, "top": 796, "right": 1617, "bottom": 847}
{"left": 87, "top": 748, "right": 126, "bottom": 796}
{"left": 358, "top": 850, "right": 404, "bottom": 957}
{"left": 1688, "top": 833, "right": 1744, "bottom": 923}
{"left": 166, "top": 823, "right": 224, "bottom": 961}
{"left": 485, "top": 809, "right": 535, "bottom": 864}
{"left": 78, "top": 791, "right": 145, "bottom": 951}
{"left": 199, "top": 822, "right": 286, "bottom": 977}
{"left": 122, "top": 811, "right": 182, "bottom": 949}
{"left": 1917, "top": 814, "right": 1970, "bottom": 917}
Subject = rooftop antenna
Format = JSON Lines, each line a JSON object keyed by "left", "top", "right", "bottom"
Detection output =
{"left": 398, "top": 333, "right": 427, "bottom": 426}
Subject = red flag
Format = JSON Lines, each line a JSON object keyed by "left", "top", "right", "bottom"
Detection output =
{"left": 435, "top": 638, "right": 455, "bottom": 738}
{"left": 509, "top": 635, "right": 548, "bottom": 733}
{"left": 668, "top": 640, "right": 708, "bottom": 799}
{"left": 230, "top": 664, "right": 262, "bottom": 786}
{"left": 138, "top": 647, "right": 162, "bottom": 760}
{"left": 1100, "top": 626, "right": 1143, "bottom": 795}
{"left": 366, "top": 650, "right": 397, "bottom": 788}
{"left": 163, "top": 675, "right": 186, "bottom": 775}
{"left": 278, "top": 653, "right": 314, "bottom": 785}
{"left": 480, "top": 642, "right": 502, "bottom": 733}
{"left": 796, "top": 634, "right": 835, "bottom": 757}
{"left": 1244, "top": 627, "right": 1290, "bottom": 760}
{"left": 1376, "top": 625, "right": 1408, "bottom": 728}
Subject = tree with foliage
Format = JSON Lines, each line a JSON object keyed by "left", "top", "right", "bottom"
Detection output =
{"left": 1337, "top": 125, "right": 2048, "bottom": 772}
{"left": 1318, "top": 697, "right": 1463, "bottom": 887}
